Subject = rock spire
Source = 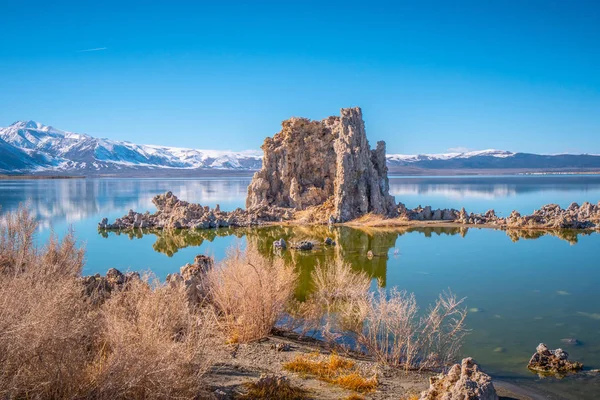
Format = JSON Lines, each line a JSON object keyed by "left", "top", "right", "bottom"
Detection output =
{"left": 246, "top": 107, "right": 396, "bottom": 222}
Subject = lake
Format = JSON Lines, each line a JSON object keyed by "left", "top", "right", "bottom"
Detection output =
{"left": 1, "top": 175, "right": 599, "bottom": 399}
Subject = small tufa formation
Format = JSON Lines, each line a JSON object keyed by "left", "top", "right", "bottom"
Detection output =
{"left": 166, "top": 255, "right": 214, "bottom": 305}
{"left": 291, "top": 240, "right": 314, "bottom": 251}
{"left": 399, "top": 201, "right": 600, "bottom": 230}
{"left": 99, "top": 191, "right": 294, "bottom": 231}
{"left": 81, "top": 268, "right": 141, "bottom": 303}
{"left": 271, "top": 342, "right": 291, "bottom": 352}
{"left": 246, "top": 107, "right": 397, "bottom": 222}
{"left": 273, "top": 238, "right": 287, "bottom": 250}
{"left": 419, "top": 358, "right": 499, "bottom": 400}
{"left": 527, "top": 343, "right": 583, "bottom": 375}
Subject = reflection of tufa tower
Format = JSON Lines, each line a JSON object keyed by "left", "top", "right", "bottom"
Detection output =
{"left": 246, "top": 107, "right": 397, "bottom": 222}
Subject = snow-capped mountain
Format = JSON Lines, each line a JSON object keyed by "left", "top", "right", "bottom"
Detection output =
{"left": 0, "top": 121, "right": 262, "bottom": 174}
{"left": 2, "top": 120, "right": 600, "bottom": 175}
{"left": 386, "top": 149, "right": 600, "bottom": 172}
{"left": 387, "top": 149, "right": 514, "bottom": 163}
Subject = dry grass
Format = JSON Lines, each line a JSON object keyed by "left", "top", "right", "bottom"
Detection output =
{"left": 343, "top": 395, "right": 366, "bottom": 400}
{"left": 207, "top": 247, "right": 298, "bottom": 342}
{"left": 312, "top": 260, "right": 371, "bottom": 307}
{"left": 237, "top": 375, "right": 311, "bottom": 400}
{"left": 0, "top": 207, "right": 216, "bottom": 399}
{"left": 284, "top": 353, "right": 378, "bottom": 393}
{"left": 89, "top": 277, "right": 214, "bottom": 399}
{"left": 0, "top": 207, "right": 94, "bottom": 398}
{"left": 287, "top": 260, "right": 371, "bottom": 339}
{"left": 340, "top": 286, "right": 468, "bottom": 370}
{"left": 298, "top": 260, "right": 467, "bottom": 371}
{"left": 401, "top": 395, "right": 420, "bottom": 400}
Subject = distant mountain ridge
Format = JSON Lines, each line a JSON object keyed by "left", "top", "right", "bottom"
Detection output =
{"left": 386, "top": 149, "right": 600, "bottom": 173}
{"left": 0, "top": 121, "right": 262, "bottom": 174}
{"left": 1, "top": 121, "right": 600, "bottom": 176}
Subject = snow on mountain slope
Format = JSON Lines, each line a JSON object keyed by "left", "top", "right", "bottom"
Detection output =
{"left": 2, "top": 120, "right": 600, "bottom": 175}
{"left": 0, "top": 121, "right": 262, "bottom": 173}
{"left": 387, "top": 149, "right": 515, "bottom": 163}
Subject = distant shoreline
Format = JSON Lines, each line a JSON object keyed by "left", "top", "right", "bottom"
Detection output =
{"left": 3, "top": 168, "right": 600, "bottom": 179}
{"left": 0, "top": 174, "right": 85, "bottom": 180}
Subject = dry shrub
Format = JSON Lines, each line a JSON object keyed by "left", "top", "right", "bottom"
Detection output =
{"left": 0, "top": 207, "right": 217, "bottom": 399}
{"left": 298, "top": 261, "right": 467, "bottom": 370}
{"left": 90, "top": 277, "right": 214, "bottom": 399}
{"left": 343, "top": 395, "right": 366, "bottom": 400}
{"left": 0, "top": 207, "right": 94, "bottom": 398}
{"left": 312, "top": 260, "right": 371, "bottom": 307}
{"left": 287, "top": 260, "right": 370, "bottom": 338}
{"left": 283, "top": 353, "right": 377, "bottom": 393}
{"left": 341, "top": 287, "right": 468, "bottom": 370}
{"left": 238, "top": 375, "right": 310, "bottom": 400}
{"left": 207, "top": 247, "right": 298, "bottom": 342}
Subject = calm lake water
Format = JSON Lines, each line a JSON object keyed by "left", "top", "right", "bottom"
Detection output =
{"left": 1, "top": 175, "right": 599, "bottom": 399}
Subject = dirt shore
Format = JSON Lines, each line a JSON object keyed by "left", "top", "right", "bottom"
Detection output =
{"left": 204, "top": 330, "right": 536, "bottom": 400}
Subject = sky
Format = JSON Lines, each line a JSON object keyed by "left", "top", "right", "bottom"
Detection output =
{"left": 1, "top": 0, "right": 599, "bottom": 155}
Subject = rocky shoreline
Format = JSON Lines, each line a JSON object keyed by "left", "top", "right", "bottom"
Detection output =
{"left": 99, "top": 107, "right": 600, "bottom": 234}
{"left": 98, "top": 190, "right": 600, "bottom": 233}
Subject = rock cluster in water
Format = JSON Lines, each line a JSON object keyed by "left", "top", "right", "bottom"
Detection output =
{"left": 419, "top": 357, "right": 498, "bottom": 400}
{"left": 246, "top": 107, "right": 397, "bottom": 222}
{"left": 98, "top": 191, "right": 293, "bottom": 230}
{"left": 400, "top": 201, "right": 600, "bottom": 229}
{"left": 527, "top": 343, "right": 583, "bottom": 375}
{"left": 97, "top": 106, "right": 600, "bottom": 232}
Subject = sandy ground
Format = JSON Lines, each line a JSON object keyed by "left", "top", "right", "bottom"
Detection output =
{"left": 202, "top": 330, "right": 537, "bottom": 400}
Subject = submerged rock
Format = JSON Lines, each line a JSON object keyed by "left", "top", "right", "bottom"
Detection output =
{"left": 419, "top": 357, "right": 499, "bottom": 400}
{"left": 560, "top": 338, "right": 581, "bottom": 346}
{"left": 527, "top": 343, "right": 583, "bottom": 375}
{"left": 292, "top": 241, "right": 314, "bottom": 251}
{"left": 246, "top": 107, "right": 397, "bottom": 222}
{"left": 273, "top": 238, "right": 287, "bottom": 250}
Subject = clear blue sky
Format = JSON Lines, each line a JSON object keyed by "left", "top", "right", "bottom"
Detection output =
{"left": 1, "top": 0, "right": 599, "bottom": 154}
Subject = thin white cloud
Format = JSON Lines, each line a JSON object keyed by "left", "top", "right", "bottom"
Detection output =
{"left": 77, "top": 47, "right": 107, "bottom": 53}
{"left": 447, "top": 146, "right": 471, "bottom": 153}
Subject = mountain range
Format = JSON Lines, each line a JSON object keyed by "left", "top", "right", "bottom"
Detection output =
{"left": 1, "top": 121, "right": 600, "bottom": 176}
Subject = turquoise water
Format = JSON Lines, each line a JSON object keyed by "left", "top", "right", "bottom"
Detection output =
{"left": 1, "top": 176, "right": 599, "bottom": 398}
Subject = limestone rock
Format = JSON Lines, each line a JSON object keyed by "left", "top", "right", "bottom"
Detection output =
{"left": 273, "top": 238, "right": 287, "bottom": 250}
{"left": 246, "top": 107, "right": 397, "bottom": 222}
{"left": 292, "top": 241, "right": 314, "bottom": 251}
{"left": 527, "top": 343, "right": 583, "bottom": 375}
{"left": 167, "top": 255, "right": 215, "bottom": 305}
{"left": 419, "top": 357, "right": 499, "bottom": 400}
{"left": 81, "top": 268, "right": 141, "bottom": 303}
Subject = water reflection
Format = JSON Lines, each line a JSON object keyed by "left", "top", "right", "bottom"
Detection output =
{"left": 0, "top": 178, "right": 251, "bottom": 230}
{"left": 2, "top": 176, "right": 600, "bottom": 232}
{"left": 99, "top": 225, "right": 597, "bottom": 292}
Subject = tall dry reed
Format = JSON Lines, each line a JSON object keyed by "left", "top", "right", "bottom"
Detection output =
{"left": 207, "top": 247, "right": 298, "bottom": 342}
{"left": 89, "top": 277, "right": 214, "bottom": 399}
{"left": 0, "top": 207, "right": 216, "bottom": 399}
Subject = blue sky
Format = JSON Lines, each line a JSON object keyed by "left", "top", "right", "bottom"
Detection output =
{"left": 1, "top": 0, "right": 599, "bottom": 154}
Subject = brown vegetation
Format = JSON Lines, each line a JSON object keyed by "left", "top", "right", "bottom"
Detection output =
{"left": 297, "top": 260, "right": 468, "bottom": 370}
{"left": 0, "top": 207, "right": 214, "bottom": 399}
{"left": 284, "top": 353, "right": 378, "bottom": 393}
{"left": 237, "top": 375, "right": 311, "bottom": 400}
{"left": 207, "top": 247, "right": 298, "bottom": 342}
